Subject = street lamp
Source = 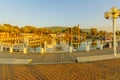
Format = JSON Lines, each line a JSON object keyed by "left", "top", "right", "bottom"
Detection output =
{"left": 104, "top": 7, "right": 120, "bottom": 56}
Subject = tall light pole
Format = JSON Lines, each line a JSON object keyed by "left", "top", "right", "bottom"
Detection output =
{"left": 104, "top": 7, "right": 120, "bottom": 56}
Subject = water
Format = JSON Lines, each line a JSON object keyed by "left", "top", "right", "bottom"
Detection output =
{"left": 78, "top": 39, "right": 102, "bottom": 50}
{"left": 28, "top": 39, "right": 103, "bottom": 52}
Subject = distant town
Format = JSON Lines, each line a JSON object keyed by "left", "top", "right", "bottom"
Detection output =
{"left": 1, "top": 23, "right": 119, "bottom": 43}
{"left": 0, "top": 23, "right": 120, "bottom": 53}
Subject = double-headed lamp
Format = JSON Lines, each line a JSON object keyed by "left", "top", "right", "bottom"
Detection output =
{"left": 104, "top": 12, "right": 111, "bottom": 19}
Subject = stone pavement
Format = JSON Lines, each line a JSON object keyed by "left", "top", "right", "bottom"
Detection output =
{"left": 0, "top": 42, "right": 120, "bottom": 64}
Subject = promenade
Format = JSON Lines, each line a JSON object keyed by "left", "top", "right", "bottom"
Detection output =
{"left": 0, "top": 43, "right": 120, "bottom": 80}
{"left": 0, "top": 54, "right": 120, "bottom": 80}
{"left": 0, "top": 44, "right": 120, "bottom": 64}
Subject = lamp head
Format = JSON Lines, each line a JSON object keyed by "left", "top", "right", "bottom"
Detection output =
{"left": 112, "top": 10, "right": 120, "bottom": 19}
{"left": 119, "top": 9, "right": 120, "bottom": 17}
{"left": 111, "top": 7, "right": 118, "bottom": 14}
{"left": 104, "top": 12, "right": 111, "bottom": 19}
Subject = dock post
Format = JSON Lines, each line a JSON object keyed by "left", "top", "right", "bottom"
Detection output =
{"left": 44, "top": 41, "right": 47, "bottom": 53}
{"left": 0, "top": 46, "right": 3, "bottom": 51}
{"left": 86, "top": 45, "right": 89, "bottom": 52}
{"left": 69, "top": 46, "right": 72, "bottom": 53}
{"left": 10, "top": 46, "right": 13, "bottom": 53}
{"left": 41, "top": 48, "right": 44, "bottom": 54}
{"left": 24, "top": 47, "right": 27, "bottom": 54}
{"left": 100, "top": 44, "right": 103, "bottom": 50}
{"left": 109, "top": 42, "right": 112, "bottom": 48}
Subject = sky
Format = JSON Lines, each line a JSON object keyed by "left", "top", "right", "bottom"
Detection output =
{"left": 0, "top": 0, "right": 120, "bottom": 31}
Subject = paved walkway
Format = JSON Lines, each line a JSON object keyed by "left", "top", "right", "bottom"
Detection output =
{"left": 0, "top": 59, "right": 120, "bottom": 80}
{"left": 0, "top": 42, "right": 120, "bottom": 64}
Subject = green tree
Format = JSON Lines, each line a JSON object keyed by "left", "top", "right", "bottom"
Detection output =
{"left": 20, "top": 26, "right": 36, "bottom": 33}
{"left": 91, "top": 28, "right": 97, "bottom": 36}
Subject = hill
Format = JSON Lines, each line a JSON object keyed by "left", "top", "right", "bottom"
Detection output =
{"left": 45, "top": 26, "right": 69, "bottom": 33}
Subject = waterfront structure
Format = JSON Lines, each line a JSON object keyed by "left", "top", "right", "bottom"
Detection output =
{"left": 0, "top": 32, "right": 57, "bottom": 53}
{"left": 0, "top": 24, "right": 114, "bottom": 53}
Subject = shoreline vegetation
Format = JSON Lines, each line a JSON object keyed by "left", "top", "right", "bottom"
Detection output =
{"left": 0, "top": 23, "right": 117, "bottom": 41}
{"left": 0, "top": 23, "right": 118, "bottom": 53}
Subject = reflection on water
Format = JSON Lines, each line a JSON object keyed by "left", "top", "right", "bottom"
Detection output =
{"left": 91, "top": 39, "right": 97, "bottom": 48}
{"left": 28, "top": 39, "right": 104, "bottom": 52}
{"left": 76, "top": 39, "right": 102, "bottom": 50}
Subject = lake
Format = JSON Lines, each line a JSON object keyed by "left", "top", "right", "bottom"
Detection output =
{"left": 28, "top": 39, "right": 105, "bottom": 53}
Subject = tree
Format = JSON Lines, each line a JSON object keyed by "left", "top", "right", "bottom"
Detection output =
{"left": 91, "top": 28, "right": 97, "bottom": 36}
{"left": 116, "top": 30, "right": 120, "bottom": 36}
{"left": 0, "top": 24, "right": 3, "bottom": 32}
{"left": 99, "top": 30, "right": 107, "bottom": 37}
{"left": 12, "top": 26, "right": 20, "bottom": 33}
{"left": 20, "top": 26, "right": 36, "bottom": 33}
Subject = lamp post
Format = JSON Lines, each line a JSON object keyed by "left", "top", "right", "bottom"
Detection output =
{"left": 104, "top": 7, "right": 120, "bottom": 56}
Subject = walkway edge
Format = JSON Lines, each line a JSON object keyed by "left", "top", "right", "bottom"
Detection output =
{"left": 76, "top": 54, "right": 120, "bottom": 62}
{"left": 0, "top": 59, "right": 32, "bottom": 64}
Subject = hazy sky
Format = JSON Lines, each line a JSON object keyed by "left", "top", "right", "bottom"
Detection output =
{"left": 0, "top": 0, "right": 120, "bottom": 31}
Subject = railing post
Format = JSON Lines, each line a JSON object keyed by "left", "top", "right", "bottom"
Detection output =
{"left": 109, "top": 42, "right": 112, "bottom": 48}
{"left": 10, "top": 46, "right": 13, "bottom": 53}
{"left": 86, "top": 45, "right": 89, "bottom": 52}
{"left": 41, "top": 48, "right": 44, "bottom": 54}
{"left": 69, "top": 46, "right": 72, "bottom": 53}
{"left": 100, "top": 44, "right": 103, "bottom": 50}
{"left": 0, "top": 46, "right": 3, "bottom": 51}
{"left": 24, "top": 47, "right": 27, "bottom": 54}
